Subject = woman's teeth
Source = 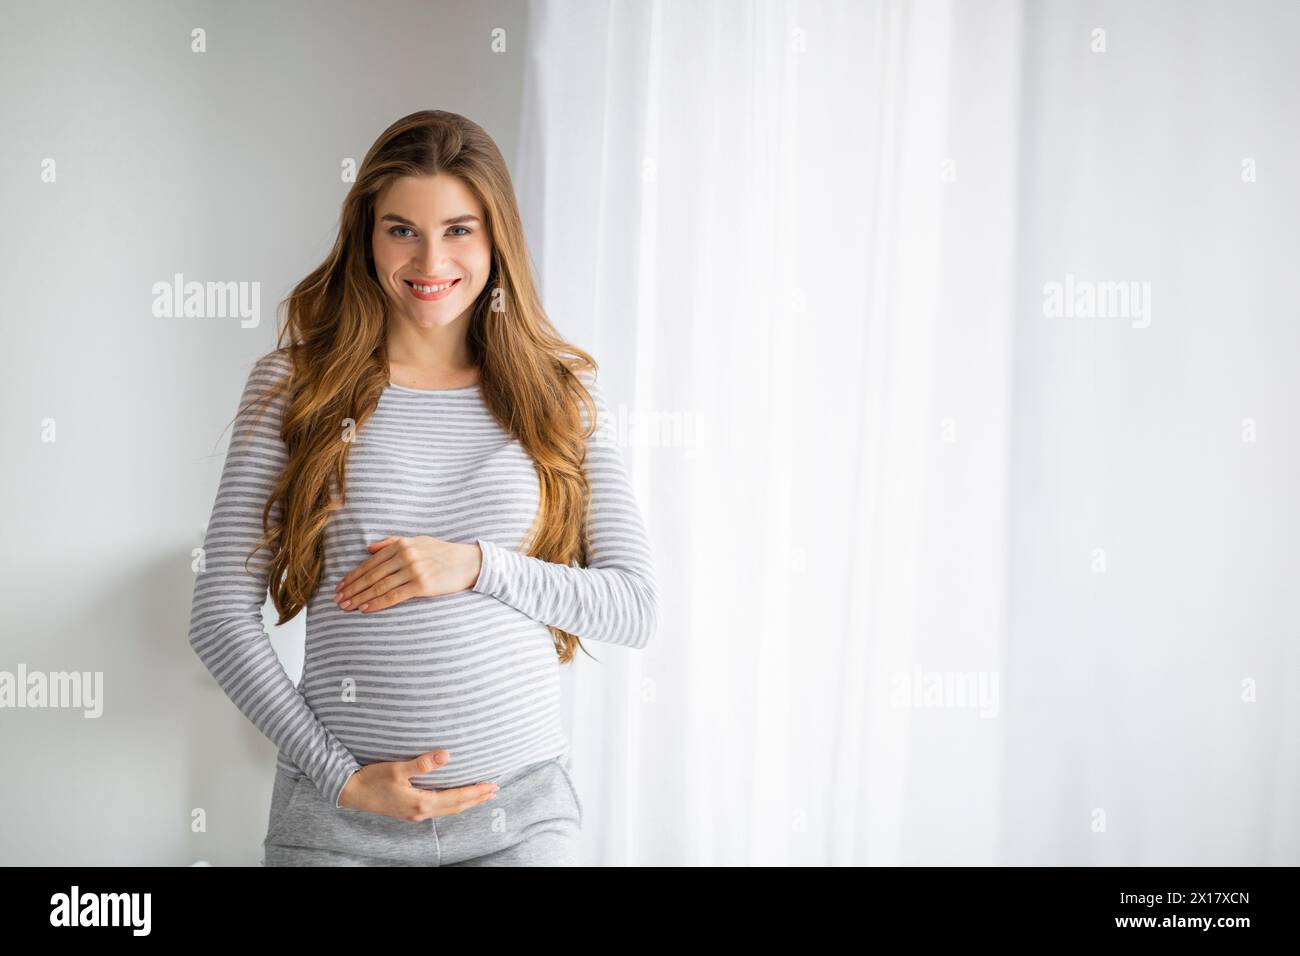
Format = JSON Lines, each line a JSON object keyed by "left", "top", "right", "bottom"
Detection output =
{"left": 408, "top": 280, "right": 457, "bottom": 293}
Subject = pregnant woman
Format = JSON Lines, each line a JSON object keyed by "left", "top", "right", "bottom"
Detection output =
{"left": 187, "top": 109, "right": 658, "bottom": 866}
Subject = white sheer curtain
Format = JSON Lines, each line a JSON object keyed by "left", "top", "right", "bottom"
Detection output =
{"left": 516, "top": 0, "right": 1023, "bottom": 865}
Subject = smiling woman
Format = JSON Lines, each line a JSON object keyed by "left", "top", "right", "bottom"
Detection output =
{"left": 374, "top": 175, "right": 490, "bottom": 329}
{"left": 186, "top": 109, "right": 658, "bottom": 867}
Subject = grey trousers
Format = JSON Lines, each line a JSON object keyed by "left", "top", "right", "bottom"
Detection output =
{"left": 261, "top": 754, "right": 583, "bottom": 866}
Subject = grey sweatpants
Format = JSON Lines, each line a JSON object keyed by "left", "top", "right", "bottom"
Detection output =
{"left": 261, "top": 754, "right": 583, "bottom": 866}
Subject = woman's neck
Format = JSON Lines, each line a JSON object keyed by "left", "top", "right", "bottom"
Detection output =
{"left": 385, "top": 323, "right": 478, "bottom": 389}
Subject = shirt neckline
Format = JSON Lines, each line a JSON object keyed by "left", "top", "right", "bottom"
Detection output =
{"left": 385, "top": 381, "right": 481, "bottom": 394}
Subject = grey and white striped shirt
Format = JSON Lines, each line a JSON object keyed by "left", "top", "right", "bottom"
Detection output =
{"left": 188, "top": 349, "right": 657, "bottom": 808}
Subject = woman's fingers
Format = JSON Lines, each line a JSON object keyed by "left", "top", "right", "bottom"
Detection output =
{"left": 358, "top": 581, "right": 420, "bottom": 612}
{"left": 360, "top": 751, "right": 499, "bottom": 821}
{"left": 396, "top": 750, "right": 449, "bottom": 777}
{"left": 337, "top": 549, "right": 404, "bottom": 600}
{"left": 403, "top": 753, "right": 499, "bottom": 818}
{"left": 342, "top": 567, "right": 411, "bottom": 610}
{"left": 335, "top": 537, "right": 403, "bottom": 594}
{"left": 335, "top": 536, "right": 460, "bottom": 610}
{"left": 337, "top": 555, "right": 407, "bottom": 607}
{"left": 420, "top": 783, "right": 499, "bottom": 818}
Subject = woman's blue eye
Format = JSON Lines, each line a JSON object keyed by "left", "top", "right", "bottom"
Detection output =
{"left": 387, "top": 225, "right": 471, "bottom": 238}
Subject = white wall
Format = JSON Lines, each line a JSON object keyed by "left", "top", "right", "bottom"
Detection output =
{"left": 0, "top": 0, "right": 530, "bottom": 865}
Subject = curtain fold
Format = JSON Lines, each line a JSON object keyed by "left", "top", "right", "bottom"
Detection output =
{"left": 517, "top": 0, "right": 1023, "bottom": 865}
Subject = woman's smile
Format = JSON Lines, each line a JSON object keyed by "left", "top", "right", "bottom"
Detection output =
{"left": 404, "top": 277, "right": 462, "bottom": 301}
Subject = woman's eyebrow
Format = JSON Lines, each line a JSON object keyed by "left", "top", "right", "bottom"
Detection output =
{"left": 380, "top": 213, "right": 481, "bottom": 226}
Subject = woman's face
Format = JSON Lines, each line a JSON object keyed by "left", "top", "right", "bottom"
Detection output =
{"left": 371, "top": 173, "right": 492, "bottom": 330}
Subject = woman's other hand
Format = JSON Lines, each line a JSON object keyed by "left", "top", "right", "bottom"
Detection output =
{"left": 337, "top": 750, "right": 499, "bottom": 819}
{"left": 334, "top": 535, "right": 482, "bottom": 612}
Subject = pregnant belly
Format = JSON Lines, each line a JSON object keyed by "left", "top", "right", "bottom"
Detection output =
{"left": 300, "top": 589, "right": 566, "bottom": 788}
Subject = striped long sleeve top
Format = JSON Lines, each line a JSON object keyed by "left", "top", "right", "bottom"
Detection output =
{"left": 187, "top": 349, "right": 657, "bottom": 809}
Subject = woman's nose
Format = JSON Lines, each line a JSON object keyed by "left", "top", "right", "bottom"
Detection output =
{"left": 416, "top": 250, "right": 452, "bottom": 274}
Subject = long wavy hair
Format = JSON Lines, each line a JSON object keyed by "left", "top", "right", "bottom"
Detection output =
{"left": 235, "top": 109, "right": 599, "bottom": 664}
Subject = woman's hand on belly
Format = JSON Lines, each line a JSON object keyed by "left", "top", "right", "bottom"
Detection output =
{"left": 338, "top": 749, "right": 500, "bottom": 820}
{"left": 333, "top": 535, "right": 482, "bottom": 612}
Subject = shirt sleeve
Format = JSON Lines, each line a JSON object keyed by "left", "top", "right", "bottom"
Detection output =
{"left": 187, "top": 350, "right": 362, "bottom": 809}
{"left": 471, "top": 371, "right": 659, "bottom": 649}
